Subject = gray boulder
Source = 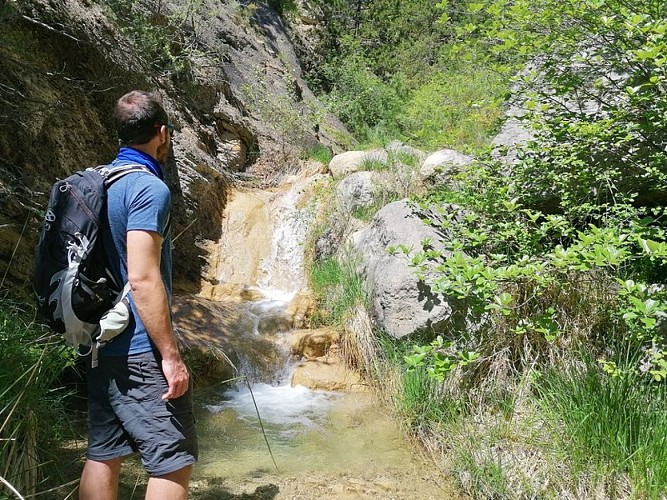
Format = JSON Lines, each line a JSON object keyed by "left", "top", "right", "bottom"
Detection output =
{"left": 419, "top": 149, "right": 474, "bottom": 186}
{"left": 350, "top": 200, "right": 454, "bottom": 339}
{"left": 336, "top": 171, "right": 379, "bottom": 212}
{"left": 491, "top": 117, "right": 534, "bottom": 165}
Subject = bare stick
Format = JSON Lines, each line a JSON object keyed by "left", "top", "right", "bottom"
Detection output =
{"left": 0, "top": 474, "right": 25, "bottom": 500}
{"left": 243, "top": 376, "right": 279, "bottom": 473}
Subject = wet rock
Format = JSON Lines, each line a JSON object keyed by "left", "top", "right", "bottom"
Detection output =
{"left": 328, "top": 150, "right": 388, "bottom": 179}
{"left": 172, "top": 295, "right": 287, "bottom": 384}
{"left": 286, "top": 290, "right": 316, "bottom": 329}
{"left": 419, "top": 148, "right": 475, "bottom": 186}
{"left": 198, "top": 283, "right": 264, "bottom": 302}
{"left": 350, "top": 200, "right": 454, "bottom": 339}
{"left": 291, "top": 328, "right": 340, "bottom": 359}
{"left": 291, "top": 356, "right": 368, "bottom": 392}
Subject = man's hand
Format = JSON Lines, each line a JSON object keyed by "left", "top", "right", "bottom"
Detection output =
{"left": 161, "top": 356, "right": 190, "bottom": 400}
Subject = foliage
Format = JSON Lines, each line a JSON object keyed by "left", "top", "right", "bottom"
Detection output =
{"left": 307, "top": 0, "right": 508, "bottom": 149}
{"left": 104, "top": 0, "right": 207, "bottom": 79}
{"left": 267, "top": 0, "right": 299, "bottom": 16}
{"left": 0, "top": 299, "right": 75, "bottom": 498}
{"left": 396, "top": 0, "right": 667, "bottom": 384}
{"left": 304, "top": 144, "right": 333, "bottom": 165}
{"left": 319, "top": 52, "right": 402, "bottom": 140}
{"left": 445, "top": 0, "right": 667, "bottom": 210}
{"left": 397, "top": 68, "right": 506, "bottom": 153}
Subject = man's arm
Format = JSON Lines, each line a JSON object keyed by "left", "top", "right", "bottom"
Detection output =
{"left": 127, "top": 229, "right": 189, "bottom": 400}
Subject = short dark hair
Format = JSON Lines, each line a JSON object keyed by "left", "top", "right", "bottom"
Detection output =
{"left": 114, "top": 90, "right": 169, "bottom": 146}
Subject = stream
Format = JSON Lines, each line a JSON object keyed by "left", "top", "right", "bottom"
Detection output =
{"left": 174, "top": 170, "right": 459, "bottom": 499}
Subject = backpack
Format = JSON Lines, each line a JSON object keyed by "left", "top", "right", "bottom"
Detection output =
{"left": 33, "top": 164, "right": 149, "bottom": 363}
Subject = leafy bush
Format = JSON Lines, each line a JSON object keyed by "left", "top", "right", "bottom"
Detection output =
{"left": 320, "top": 53, "right": 402, "bottom": 140}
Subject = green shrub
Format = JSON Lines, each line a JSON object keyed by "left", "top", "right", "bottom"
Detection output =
{"left": 320, "top": 54, "right": 402, "bottom": 141}
{"left": 304, "top": 144, "right": 333, "bottom": 165}
{"left": 397, "top": 68, "right": 506, "bottom": 152}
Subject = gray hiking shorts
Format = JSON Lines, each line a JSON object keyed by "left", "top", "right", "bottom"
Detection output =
{"left": 86, "top": 350, "right": 198, "bottom": 476}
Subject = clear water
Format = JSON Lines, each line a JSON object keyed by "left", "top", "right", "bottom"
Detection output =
{"left": 195, "top": 381, "right": 418, "bottom": 480}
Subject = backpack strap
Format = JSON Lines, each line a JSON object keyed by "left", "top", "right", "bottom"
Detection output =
{"left": 91, "top": 163, "right": 151, "bottom": 185}
{"left": 85, "top": 164, "right": 150, "bottom": 368}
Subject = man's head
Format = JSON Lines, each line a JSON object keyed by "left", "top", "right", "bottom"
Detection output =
{"left": 114, "top": 90, "right": 172, "bottom": 164}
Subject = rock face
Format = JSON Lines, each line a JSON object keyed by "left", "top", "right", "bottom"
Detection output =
{"left": 291, "top": 328, "right": 340, "bottom": 359}
{"left": 0, "top": 0, "right": 350, "bottom": 294}
{"left": 350, "top": 200, "right": 453, "bottom": 339}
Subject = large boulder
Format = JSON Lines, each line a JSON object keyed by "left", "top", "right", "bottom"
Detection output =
{"left": 350, "top": 200, "right": 454, "bottom": 339}
{"left": 419, "top": 149, "right": 474, "bottom": 186}
{"left": 491, "top": 117, "right": 534, "bottom": 165}
{"left": 335, "top": 171, "right": 379, "bottom": 212}
{"left": 328, "top": 149, "right": 388, "bottom": 179}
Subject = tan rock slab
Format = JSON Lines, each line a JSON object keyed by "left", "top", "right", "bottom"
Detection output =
{"left": 291, "top": 357, "right": 368, "bottom": 392}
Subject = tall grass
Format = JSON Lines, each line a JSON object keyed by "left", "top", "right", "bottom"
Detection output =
{"left": 309, "top": 257, "right": 366, "bottom": 327}
{"left": 536, "top": 357, "right": 667, "bottom": 497}
{"left": 0, "top": 298, "right": 74, "bottom": 498}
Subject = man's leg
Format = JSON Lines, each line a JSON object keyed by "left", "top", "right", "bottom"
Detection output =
{"left": 79, "top": 457, "right": 122, "bottom": 500}
{"left": 145, "top": 464, "right": 192, "bottom": 500}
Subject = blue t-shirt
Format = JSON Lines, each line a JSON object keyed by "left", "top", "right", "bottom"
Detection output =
{"left": 100, "top": 150, "right": 172, "bottom": 356}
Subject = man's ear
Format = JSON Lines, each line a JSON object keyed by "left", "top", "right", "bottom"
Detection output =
{"left": 160, "top": 125, "right": 169, "bottom": 145}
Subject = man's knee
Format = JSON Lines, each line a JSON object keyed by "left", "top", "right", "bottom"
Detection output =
{"left": 156, "top": 464, "right": 193, "bottom": 482}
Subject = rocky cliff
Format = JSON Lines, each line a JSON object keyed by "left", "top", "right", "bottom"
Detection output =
{"left": 0, "top": 0, "right": 350, "bottom": 295}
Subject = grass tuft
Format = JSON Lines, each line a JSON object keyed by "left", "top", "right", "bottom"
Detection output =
{"left": 536, "top": 358, "right": 667, "bottom": 496}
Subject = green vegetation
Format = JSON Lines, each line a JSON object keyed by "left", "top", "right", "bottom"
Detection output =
{"left": 309, "top": 257, "right": 366, "bottom": 327}
{"left": 304, "top": 145, "right": 333, "bottom": 165}
{"left": 537, "top": 360, "right": 667, "bottom": 496}
{"left": 0, "top": 298, "right": 76, "bottom": 498}
{"left": 305, "top": 0, "right": 507, "bottom": 151}
{"left": 104, "top": 0, "right": 209, "bottom": 80}
{"left": 304, "top": 0, "right": 667, "bottom": 497}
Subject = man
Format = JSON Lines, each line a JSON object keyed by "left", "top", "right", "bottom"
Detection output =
{"left": 79, "top": 90, "right": 197, "bottom": 500}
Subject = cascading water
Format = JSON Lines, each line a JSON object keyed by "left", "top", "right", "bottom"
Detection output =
{"left": 179, "top": 168, "right": 456, "bottom": 498}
